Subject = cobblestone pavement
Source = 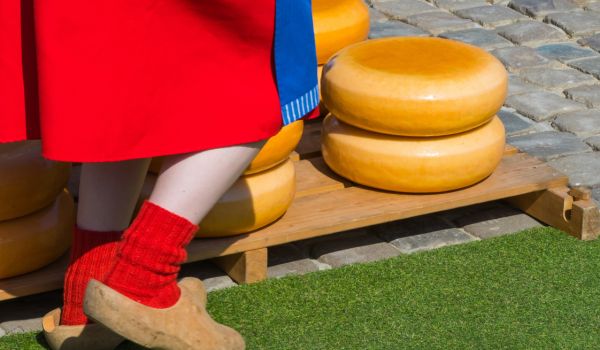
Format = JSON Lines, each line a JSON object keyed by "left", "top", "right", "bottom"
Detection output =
{"left": 2, "top": 0, "right": 600, "bottom": 337}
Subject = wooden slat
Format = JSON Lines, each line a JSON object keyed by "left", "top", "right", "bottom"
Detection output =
{"left": 0, "top": 254, "right": 68, "bottom": 301}
{"left": 212, "top": 248, "right": 268, "bottom": 284}
{"left": 507, "top": 187, "right": 600, "bottom": 240}
{"left": 0, "top": 152, "right": 569, "bottom": 301}
{"left": 295, "top": 158, "right": 346, "bottom": 198}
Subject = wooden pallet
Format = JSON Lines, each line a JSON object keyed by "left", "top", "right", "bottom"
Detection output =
{"left": 2, "top": 119, "right": 599, "bottom": 301}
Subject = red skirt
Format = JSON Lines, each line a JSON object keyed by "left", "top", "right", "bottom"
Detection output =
{"left": 0, "top": 0, "right": 283, "bottom": 162}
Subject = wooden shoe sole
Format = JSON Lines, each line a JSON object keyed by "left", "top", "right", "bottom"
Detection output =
{"left": 83, "top": 277, "right": 244, "bottom": 350}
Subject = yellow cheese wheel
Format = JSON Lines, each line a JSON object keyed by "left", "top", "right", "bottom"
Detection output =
{"left": 0, "top": 190, "right": 74, "bottom": 279}
{"left": 245, "top": 121, "right": 304, "bottom": 175}
{"left": 198, "top": 159, "right": 296, "bottom": 237}
{"left": 322, "top": 115, "right": 506, "bottom": 193}
{"left": 317, "top": 66, "right": 329, "bottom": 117}
{"left": 313, "top": 0, "right": 370, "bottom": 65}
{"left": 0, "top": 141, "right": 71, "bottom": 221}
{"left": 148, "top": 121, "right": 303, "bottom": 176}
{"left": 322, "top": 37, "right": 508, "bottom": 136}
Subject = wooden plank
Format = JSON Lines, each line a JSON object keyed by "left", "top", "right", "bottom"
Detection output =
{"left": 0, "top": 254, "right": 67, "bottom": 301}
{"left": 212, "top": 248, "right": 268, "bottom": 284}
{"left": 295, "top": 158, "right": 346, "bottom": 198}
{"left": 186, "top": 153, "right": 568, "bottom": 262}
{"left": 507, "top": 187, "right": 600, "bottom": 240}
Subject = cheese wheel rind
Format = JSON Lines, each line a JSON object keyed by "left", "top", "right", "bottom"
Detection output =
{"left": 0, "top": 190, "right": 75, "bottom": 279}
{"left": 322, "top": 37, "right": 508, "bottom": 136}
{"left": 246, "top": 121, "right": 304, "bottom": 175}
{"left": 0, "top": 141, "right": 71, "bottom": 221}
{"left": 322, "top": 115, "right": 506, "bottom": 193}
{"left": 198, "top": 159, "right": 296, "bottom": 237}
{"left": 313, "top": 0, "right": 370, "bottom": 65}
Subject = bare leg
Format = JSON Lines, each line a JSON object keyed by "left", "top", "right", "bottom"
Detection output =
{"left": 150, "top": 141, "right": 265, "bottom": 223}
{"left": 77, "top": 159, "right": 151, "bottom": 231}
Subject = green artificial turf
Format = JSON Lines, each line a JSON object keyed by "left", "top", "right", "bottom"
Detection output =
{"left": 2, "top": 227, "right": 600, "bottom": 349}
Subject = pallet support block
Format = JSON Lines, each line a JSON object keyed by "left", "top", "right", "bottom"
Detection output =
{"left": 212, "top": 248, "right": 268, "bottom": 284}
{"left": 507, "top": 186, "right": 600, "bottom": 240}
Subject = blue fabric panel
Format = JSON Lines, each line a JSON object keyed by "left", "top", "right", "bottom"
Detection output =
{"left": 274, "top": 0, "right": 319, "bottom": 124}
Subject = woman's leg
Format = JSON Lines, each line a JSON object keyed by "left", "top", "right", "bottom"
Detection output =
{"left": 77, "top": 159, "right": 151, "bottom": 231}
{"left": 61, "top": 159, "right": 150, "bottom": 325}
{"left": 102, "top": 141, "right": 264, "bottom": 307}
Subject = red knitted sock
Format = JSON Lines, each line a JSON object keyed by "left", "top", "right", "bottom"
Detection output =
{"left": 61, "top": 228, "right": 122, "bottom": 325}
{"left": 102, "top": 201, "right": 197, "bottom": 308}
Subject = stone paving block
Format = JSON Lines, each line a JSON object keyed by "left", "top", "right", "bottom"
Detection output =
{"left": 455, "top": 204, "right": 543, "bottom": 239}
{"left": 369, "top": 21, "right": 429, "bottom": 39}
{"left": 311, "top": 232, "right": 401, "bottom": 268}
{"left": 439, "top": 28, "right": 513, "bottom": 49}
{"left": 405, "top": 11, "right": 480, "bottom": 35}
{"left": 374, "top": 215, "right": 476, "bottom": 253}
{"left": 593, "top": 186, "right": 600, "bottom": 205}
{"left": 508, "top": 0, "right": 579, "bottom": 18}
{"left": 578, "top": 34, "right": 600, "bottom": 53}
{"left": 267, "top": 243, "right": 320, "bottom": 278}
{"left": 552, "top": 110, "right": 600, "bottom": 137}
{"left": 491, "top": 46, "right": 553, "bottom": 71}
{"left": 507, "top": 131, "right": 591, "bottom": 160}
{"left": 548, "top": 153, "right": 600, "bottom": 187}
{"left": 536, "top": 43, "right": 600, "bottom": 63}
{"left": 518, "top": 67, "right": 596, "bottom": 91}
{"left": 433, "top": 0, "right": 490, "bottom": 11}
{"left": 498, "top": 107, "right": 537, "bottom": 135}
{"left": 505, "top": 91, "right": 586, "bottom": 121}
{"left": 180, "top": 260, "right": 236, "bottom": 292}
{"left": 454, "top": 5, "right": 527, "bottom": 27}
{"left": 495, "top": 20, "right": 567, "bottom": 45}
{"left": 546, "top": 11, "right": 600, "bottom": 37}
{"left": 565, "top": 84, "right": 600, "bottom": 108}
{"left": 0, "top": 318, "right": 43, "bottom": 335}
{"left": 373, "top": 0, "right": 438, "bottom": 20}
{"left": 586, "top": 2, "right": 600, "bottom": 11}
{"left": 568, "top": 57, "right": 600, "bottom": 79}
{"left": 508, "top": 75, "right": 543, "bottom": 95}
{"left": 0, "top": 289, "right": 62, "bottom": 335}
{"left": 369, "top": 6, "right": 390, "bottom": 23}
{"left": 585, "top": 135, "right": 600, "bottom": 150}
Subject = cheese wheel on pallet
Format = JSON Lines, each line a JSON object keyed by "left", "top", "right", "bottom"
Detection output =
{"left": 317, "top": 66, "right": 329, "bottom": 117}
{"left": 0, "top": 190, "right": 75, "bottom": 279}
{"left": 198, "top": 159, "right": 296, "bottom": 237}
{"left": 0, "top": 141, "right": 71, "bottom": 221}
{"left": 322, "top": 115, "right": 506, "bottom": 193}
{"left": 313, "top": 0, "right": 370, "bottom": 65}
{"left": 148, "top": 121, "right": 304, "bottom": 176}
{"left": 322, "top": 37, "right": 508, "bottom": 136}
{"left": 245, "top": 121, "right": 304, "bottom": 175}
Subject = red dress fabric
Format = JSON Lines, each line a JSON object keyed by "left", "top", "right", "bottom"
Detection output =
{"left": 0, "top": 1, "right": 283, "bottom": 162}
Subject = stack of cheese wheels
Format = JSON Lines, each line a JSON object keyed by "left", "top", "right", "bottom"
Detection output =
{"left": 142, "top": 121, "right": 303, "bottom": 237}
{"left": 0, "top": 141, "right": 74, "bottom": 279}
{"left": 313, "top": 0, "right": 369, "bottom": 116}
{"left": 321, "top": 37, "right": 508, "bottom": 193}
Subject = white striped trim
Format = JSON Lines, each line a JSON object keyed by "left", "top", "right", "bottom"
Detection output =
{"left": 281, "top": 84, "right": 320, "bottom": 125}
